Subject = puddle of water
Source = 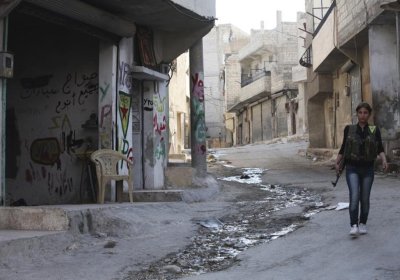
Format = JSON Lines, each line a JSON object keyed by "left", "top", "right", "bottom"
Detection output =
{"left": 218, "top": 168, "right": 265, "bottom": 185}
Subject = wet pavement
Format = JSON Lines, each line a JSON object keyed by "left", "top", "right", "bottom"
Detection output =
{"left": 124, "top": 162, "right": 324, "bottom": 280}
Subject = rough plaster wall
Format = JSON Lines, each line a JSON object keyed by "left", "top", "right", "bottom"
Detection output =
{"left": 276, "top": 95, "right": 288, "bottom": 137}
{"left": 117, "top": 38, "right": 134, "bottom": 173}
{"left": 324, "top": 96, "right": 334, "bottom": 148}
{"left": 296, "top": 83, "right": 308, "bottom": 135}
{"left": 6, "top": 14, "right": 99, "bottom": 205}
{"left": 336, "top": 0, "right": 382, "bottom": 46}
{"left": 131, "top": 80, "right": 142, "bottom": 189}
{"left": 251, "top": 104, "right": 262, "bottom": 142}
{"left": 361, "top": 45, "right": 372, "bottom": 106}
{"left": 204, "top": 27, "right": 225, "bottom": 139}
{"left": 225, "top": 55, "right": 241, "bottom": 109}
{"left": 143, "top": 81, "right": 167, "bottom": 189}
{"left": 262, "top": 100, "right": 273, "bottom": 141}
{"left": 369, "top": 24, "right": 400, "bottom": 145}
{"left": 98, "top": 42, "right": 117, "bottom": 200}
{"left": 308, "top": 95, "right": 326, "bottom": 148}
{"left": 168, "top": 52, "right": 190, "bottom": 154}
{"left": 333, "top": 72, "right": 352, "bottom": 148}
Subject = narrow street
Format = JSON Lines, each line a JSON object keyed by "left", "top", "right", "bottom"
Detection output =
{"left": 3, "top": 138, "right": 398, "bottom": 280}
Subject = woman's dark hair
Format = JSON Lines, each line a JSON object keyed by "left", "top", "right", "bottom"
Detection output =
{"left": 356, "top": 102, "right": 372, "bottom": 113}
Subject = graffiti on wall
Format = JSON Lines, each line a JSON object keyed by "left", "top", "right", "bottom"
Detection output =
{"left": 118, "top": 90, "right": 133, "bottom": 168}
{"left": 30, "top": 138, "right": 61, "bottom": 166}
{"left": 152, "top": 91, "right": 167, "bottom": 136}
{"left": 20, "top": 74, "right": 58, "bottom": 99}
{"left": 118, "top": 91, "right": 132, "bottom": 138}
{"left": 99, "top": 80, "right": 113, "bottom": 149}
{"left": 119, "top": 61, "right": 133, "bottom": 90}
{"left": 100, "top": 82, "right": 110, "bottom": 102}
{"left": 144, "top": 98, "right": 153, "bottom": 111}
{"left": 117, "top": 62, "right": 134, "bottom": 168}
{"left": 25, "top": 156, "right": 74, "bottom": 197}
{"left": 19, "top": 72, "right": 98, "bottom": 114}
{"left": 191, "top": 73, "right": 207, "bottom": 155}
{"left": 57, "top": 72, "right": 98, "bottom": 113}
{"left": 154, "top": 137, "right": 165, "bottom": 160}
{"left": 18, "top": 70, "right": 98, "bottom": 199}
{"left": 132, "top": 95, "right": 141, "bottom": 133}
{"left": 152, "top": 84, "right": 168, "bottom": 163}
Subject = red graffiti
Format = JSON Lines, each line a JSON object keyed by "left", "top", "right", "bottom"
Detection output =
{"left": 191, "top": 73, "right": 204, "bottom": 102}
{"left": 195, "top": 144, "right": 207, "bottom": 155}
{"left": 127, "top": 147, "right": 134, "bottom": 164}
{"left": 153, "top": 114, "right": 167, "bottom": 135}
{"left": 100, "top": 105, "right": 112, "bottom": 127}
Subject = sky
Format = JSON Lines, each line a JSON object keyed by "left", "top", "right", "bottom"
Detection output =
{"left": 216, "top": 0, "right": 305, "bottom": 33}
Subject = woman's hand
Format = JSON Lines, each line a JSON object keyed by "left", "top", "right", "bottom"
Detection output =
{"left": 335, "top": 155, "right": 344, "bottom": 175}
{"left": 379, "top": 152, "right": 389, "bottom": 173}
{"left": 382, "top": 160, "right": 389, "bottom": 173}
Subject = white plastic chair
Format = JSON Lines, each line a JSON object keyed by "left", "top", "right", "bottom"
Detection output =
{"left": 90, "top": 149, "right": 133, "bottom": 203}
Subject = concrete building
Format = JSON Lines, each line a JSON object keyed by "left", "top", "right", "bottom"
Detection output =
{"left": 203, "top": 24, "right": 249, "bottom": 148}
{"left": 226, "top": 12, "right": 304, "bottom": 145}
{"left": 303, "top": 0, "right": 400, "bottom": 163}
{"left": 168, "top": 24, "right": 249, "bottom": 151}
{"left": 168, "top": 52, "right": 190, "bottom": 159}
{"left": 0, "top": 0, "right": 215, "bottom": 206}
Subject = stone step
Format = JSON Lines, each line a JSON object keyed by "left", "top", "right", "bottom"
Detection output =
{"left": 0, "top": 207, "right": 69, "bottom": 231}
{"left": 128, "top": 190, "right": 183, "bottom": 202}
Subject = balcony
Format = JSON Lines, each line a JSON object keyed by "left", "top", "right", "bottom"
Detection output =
{"left": 228, "top": 71, "right": 271, "bottom": 112}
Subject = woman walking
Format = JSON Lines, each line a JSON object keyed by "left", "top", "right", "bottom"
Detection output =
{"left": 335, "top": 102, "right": 388, "bottom": 236}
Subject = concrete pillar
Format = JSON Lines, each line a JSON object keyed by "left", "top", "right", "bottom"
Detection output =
{"left": 143, "top": 80, "right": 168, "bottom": 190}
{"left": 190, "top": 39, "right": 207, "bottom": 175}
{"left": 98, "top": 42, "right": 117, "bottom": 201}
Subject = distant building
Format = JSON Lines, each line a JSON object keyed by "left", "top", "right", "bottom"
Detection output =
{"left": 226, "top": 11, "right": 304, "bottom": 145}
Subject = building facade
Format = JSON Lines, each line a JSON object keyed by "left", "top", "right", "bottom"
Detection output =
{"left": 226, "top": 12, "right": 304, "bottom": 145}
{"left": 0, "top": 0, "right": 215, "bottom": 206}
{"left": 303, "top": 0, "right": 400, "bottom": 163}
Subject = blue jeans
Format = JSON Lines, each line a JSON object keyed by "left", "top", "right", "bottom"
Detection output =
{"left": 345, "top": 165, "right": 374, "bottom": 226}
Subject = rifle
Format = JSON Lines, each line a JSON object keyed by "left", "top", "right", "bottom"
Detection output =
{"left": 332, "top": 158, "right": 345, "bottom": 187}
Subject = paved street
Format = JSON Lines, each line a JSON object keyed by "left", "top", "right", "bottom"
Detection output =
{"left": 1, "top": 139, "right": 399, "bottom": 280}
{"left": 182, "top": 139, "right": 400, "bottom": 280}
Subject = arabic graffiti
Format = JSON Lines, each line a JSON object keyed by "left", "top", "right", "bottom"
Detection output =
{"left": 56, "top": 72, "right": 98, "bottom": 113}
{"left": 19, "top": 75, "right": 58, "bottom": 99}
